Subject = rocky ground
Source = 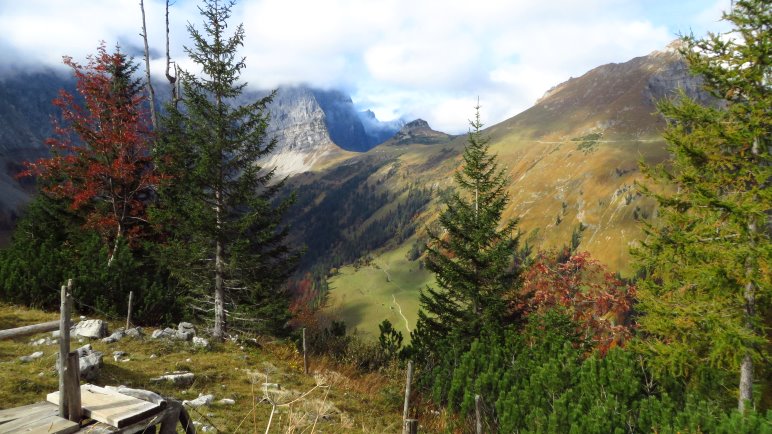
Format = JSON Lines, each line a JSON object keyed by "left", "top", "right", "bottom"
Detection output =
{"left": 0, "top": 303, "right": 405, "bottom": 433}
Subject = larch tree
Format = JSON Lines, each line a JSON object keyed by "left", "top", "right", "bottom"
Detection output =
{"left": 23, "top": 43, "right": 158, "bottom": 266}
{"left": 156, "top": 0, "right": 298, "bottom": 339}
{"left": 633, "top": 0, "right": 770, "bottom": 411}
{"left": 411, "top": 105, "right": 520, "bottom": 358}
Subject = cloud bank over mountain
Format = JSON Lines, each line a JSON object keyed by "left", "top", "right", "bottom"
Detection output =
{"left": 0, "top": 0, "right": 728, "bottom": 133}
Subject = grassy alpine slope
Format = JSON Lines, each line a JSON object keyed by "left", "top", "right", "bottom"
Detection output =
{"left": 0, "top": 303, "right": 404, "bottom": 432}
{"left": 309, "top": 45, "right": 692, "bottom": 337}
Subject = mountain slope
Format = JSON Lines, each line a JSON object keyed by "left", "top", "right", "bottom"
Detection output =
{"left": 0, "top": 77, "right": 399, "bottom": 242}
{"left": 290, "top": 44, "right": 707, "bottom": 338}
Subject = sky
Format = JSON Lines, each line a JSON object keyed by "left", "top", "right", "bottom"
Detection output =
{"left": 0, "top": 0, "right": 731, "bottom": 133}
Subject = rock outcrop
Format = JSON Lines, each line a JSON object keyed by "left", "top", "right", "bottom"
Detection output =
{"left": 388, "top": 119, "right": 452, "bottom": 145}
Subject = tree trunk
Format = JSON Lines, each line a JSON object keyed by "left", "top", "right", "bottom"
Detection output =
{"left": 739, "top": 136, "right": 762, "bottom": 412}
{"left": 140, "top": 0, "right": 158, "bottom": 130}
{"left": 165, "top": 0, "right": 179, "bottom": 107}
{"left": 213, "top": 192, "right": 225, "bottom": 339}
{"left": 107, "top": 224, "right": 122, "bottom": 267}
{"left": 738, "top": 221, "right": 757, "bottom": 412}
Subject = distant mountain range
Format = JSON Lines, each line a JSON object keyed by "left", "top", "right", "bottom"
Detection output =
{"left": 0, "top": 74, "right": 404, "bottom": 242}
{"left": 0, "top": 41, "right": 708, "bottom": 281}
{"left": 285, "top": 42, "right": 713, "bottom": 337}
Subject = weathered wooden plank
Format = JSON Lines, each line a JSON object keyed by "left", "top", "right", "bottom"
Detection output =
{"left": 79, "top": 406, "right": 177, "bottom": 434}
{"left": 47, "top": 384, "right": 160, "bottom": 428}
{"left": 0, "top": 415, "right": 80, "bottom": 434}
{"left": 0, "top": 402, "right": 78, "bottom": 434}
{"left": 0, "top": 320, "right": 60, "bottom": 341}
{"left": 0, "top": 402, "right": 56, "bottom": 423}
{"left": 0, "top": 402, "right": 56, "bottom": 424}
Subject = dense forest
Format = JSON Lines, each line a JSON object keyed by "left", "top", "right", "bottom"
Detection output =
{"left": 0, "top": 0, "right": 769, "bottom": 432}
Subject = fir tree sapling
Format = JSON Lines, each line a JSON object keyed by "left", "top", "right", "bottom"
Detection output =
{"left": 411, "top": 104, "right": 521, "bottom": 359}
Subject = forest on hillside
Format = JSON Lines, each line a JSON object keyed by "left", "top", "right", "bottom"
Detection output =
{"left": 0, "top": 0, "right": 769, "bottom": 432}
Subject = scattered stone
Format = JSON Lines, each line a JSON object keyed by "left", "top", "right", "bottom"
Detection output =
{"left": 75, "top": 344, "right": 93, "bottom": 357}
{"left": 79, "top": 349, "right": 104, "bottom": 381}
{"left": 178, "top": 322, "right": 196, "bottom": 335}
{"left": 20, "top": 351, "right": 44, "bottom": 362}
{"left": 125, "top": 327, "right": 144, "bottom": 338}
{"left": 149, "top": 354, "right": 158, "bottom": 359}
{"left": 192, "top": 336, "right": 210, "bottom": 348}
{"left": 183, "top": 394, "right": 214, "bottom": 408}
{"left": 56, "top": 344, "right": 104, "bottom": 381}
{"left": 150, "top": 371, "right": 195, "bottom": 387}
{"left": 30, "top": 337, "right": 57, "bottom": 346}
{"left": 218, "top": 398, "right": 235, "bottom": 405}
{"left": 113, "top": 351, "right": 127, "bottom": 362}
{"left": 175, "top": 330, "right": 194, "bottom": 341}
{"left": 151, "top": 328, "right": 176, "bottom": 339}
{"left": 185, "top": 358, "right": 192, "bottom": 363}
{"left": 102, "top": 329, "right": 126, "bottom": 344}
{"left": 71, "top": 319, "right": 108, "bottom": 339}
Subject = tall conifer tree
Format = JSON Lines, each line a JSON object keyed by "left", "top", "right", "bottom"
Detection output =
{"left": 412, "top": 105, "right": 520, "bottom": 357}
{"left": 156, "top": 0, "right": 298, "bottom": 339}
{"left": 633, "top": 0, "right": 770, "bottom": 411}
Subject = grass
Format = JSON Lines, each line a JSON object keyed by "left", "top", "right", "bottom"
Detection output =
{"left": 0, "top": 302, "right": 404, "bottom": 433}
{"left": 325, "top": 240, "right": 435, "bottom": 341}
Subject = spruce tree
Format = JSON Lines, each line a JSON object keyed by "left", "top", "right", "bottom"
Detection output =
{"left": 411, "top": 105, "right": 519, "bottom": 358}
{"left": 633, "top": 0, "right": 770, "bottom": 411}
{"left": 156, "top": 0, "right": 298, "bottom": 338}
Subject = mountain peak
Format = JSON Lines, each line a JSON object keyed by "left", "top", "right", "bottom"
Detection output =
{"left": 388, "top": 118, "right": 451, "bottom": 146}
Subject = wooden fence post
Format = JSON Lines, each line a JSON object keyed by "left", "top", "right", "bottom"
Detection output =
{"left": 402, "top": 360, "right": 414, "bottom": 434}
{"left": 126, "top": 290, "right": 133, "bottom": 330}
{"left": 65, "top": 351, "right": 81, "bottom": 422}
{"left": 58, "top": 283, "right": 69, "bottom": 418}
{"left": 475, "top": 394, "right": 483, "bottom": 434}
{"left": 404, "top": 419, "right": 418, "bottom": 434}
{"left": 302, "top": 328, "right": 308, "bottom": 375}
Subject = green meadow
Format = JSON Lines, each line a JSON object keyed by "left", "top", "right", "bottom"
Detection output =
{"left": 325, "top": 239, "right": 434, "bottom": 341}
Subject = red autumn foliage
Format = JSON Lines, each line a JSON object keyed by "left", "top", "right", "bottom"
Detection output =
{"left": 22, "top": 43, "right": 159, "bottom": 262}
{"left": 287, "top": 275, "right": 321, "bottom": 329}
{"left": 517, "top": 250, "right": 636, "bottom": 355}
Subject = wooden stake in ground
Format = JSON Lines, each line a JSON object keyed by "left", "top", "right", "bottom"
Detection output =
{"left": 475, "top": 394, "right": 482, "bottom": 434}
{"left": 58, "top": 280, "right": 72, "bottom": 419}
{"left": 404, "top": 419, "right": 418, "bottom": 434}
{"left": 126, "top": 291, "right": 133, "bottom": 330}
{"left": 302, "top": 328, "right": 308, "bottom": 375}
{"left": 65, "top": 352, "right": 81, "bottom": 422}
{"left": 402, "top": 360, "right": 414, "bottom": 434}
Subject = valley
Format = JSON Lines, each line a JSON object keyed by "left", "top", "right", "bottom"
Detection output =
{"left": 0, "top": 43, "right": 700, "bottom": 339}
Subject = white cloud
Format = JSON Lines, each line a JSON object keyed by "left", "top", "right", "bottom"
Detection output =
{"left": 0, "top": 0, "right": 729, "bottom": 134}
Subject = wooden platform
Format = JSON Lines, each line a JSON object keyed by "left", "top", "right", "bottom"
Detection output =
{"left": 47, "top": 384, "right": 161, "bottom": 428}
{"left": 0, "top": 402, "right": 79, "bottom": 434}
{"left": 1, "top": 384, "right": 191, "bottom": 434}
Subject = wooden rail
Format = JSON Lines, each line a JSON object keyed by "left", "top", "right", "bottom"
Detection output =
{"left": 0, "top": 320, "right": 60, "bottom": 340}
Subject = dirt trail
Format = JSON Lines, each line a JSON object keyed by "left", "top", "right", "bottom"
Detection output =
{"left": 373, "top": 261, "right": 411, "bottom": 334}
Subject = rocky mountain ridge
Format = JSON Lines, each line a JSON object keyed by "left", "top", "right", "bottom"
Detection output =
{"left": 388, "top": 119, "right": 452, "bottom": 146}
{"left": 0, "top": 76, "right": 402, "bottom": 241}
